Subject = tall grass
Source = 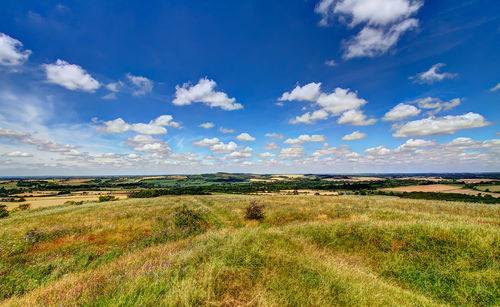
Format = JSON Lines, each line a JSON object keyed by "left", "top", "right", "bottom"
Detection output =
{"left": 0, "top": 194, "right": 498, "bottom": 306}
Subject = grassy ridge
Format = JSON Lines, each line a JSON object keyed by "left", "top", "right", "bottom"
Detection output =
{"left": 0, "top": 195, "right": 499, "bottom": 306}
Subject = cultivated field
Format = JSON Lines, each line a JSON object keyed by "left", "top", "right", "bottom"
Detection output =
{"left": 384, "top": 184, "right": 500, "bottom": 198}
{"left": 0, "top": 194, "right": 498, "bottom": 306}
{"left": 1, "top": 192, "right": 129, "bottom": 210}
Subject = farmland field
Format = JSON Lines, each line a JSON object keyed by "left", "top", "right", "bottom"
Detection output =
{"left": 383, "top": 184, "right": 500, "bottom": 198}
{"left": 0, "top": 194, "right": 498, "bottom": 306}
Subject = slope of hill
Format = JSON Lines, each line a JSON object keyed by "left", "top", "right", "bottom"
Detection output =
{"left": 0, "top": 195, "right": 498, "bottom": 306}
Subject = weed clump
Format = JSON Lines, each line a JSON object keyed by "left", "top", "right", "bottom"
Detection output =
{"left": 98, "top": 195, "right": 117, "bottom": 202}
{"left": 17, "top": 203, "right": 31, "bottom": 210}
{"left": 245, "top": 200, "right": 265, "bottom": 220}
{"left": 0, "top": 204, "right": 8, "bottom": 218}
{"left": 173, "top": 205, "right": 208, "bottom": 234}
{"left": 64, "top": 200, "right": 84, "bottom": 205}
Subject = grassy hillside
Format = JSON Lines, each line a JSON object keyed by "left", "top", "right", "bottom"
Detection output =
{"left": 0, "top": 195, "right": 498, "bottom": 306}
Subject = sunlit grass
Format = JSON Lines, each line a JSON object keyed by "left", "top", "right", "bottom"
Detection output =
{"left": 0, "top": 194, "right": 498, "bottom": 306}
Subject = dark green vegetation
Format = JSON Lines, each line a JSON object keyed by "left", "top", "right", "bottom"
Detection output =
{"left": 0, "top": 194, "right": 498, "bottom": 306}
{"left": 376, "top": 190, "right": 500, "bottom": 204}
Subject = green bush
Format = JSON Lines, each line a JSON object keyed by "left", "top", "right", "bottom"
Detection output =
{"left": 0, "top": 204, "right": 8, "bottom": 218}
{"left": 17, "top": 203, "right": 31, "bottom": 210}
{"left": 245, "top": 200, "right": 265, "bottom": 220}
{"left": 173, "top": 205, "right": 207, "bottom": 234}
{"left": 64, "top": 200, "right": 83, "bottom": 205}
{"left": 98, "top": 195, "right": 117, "bottom": 202}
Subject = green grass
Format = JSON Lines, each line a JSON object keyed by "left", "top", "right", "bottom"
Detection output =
{"left": 0, "top": 194, "right": 498, "bottom": 306}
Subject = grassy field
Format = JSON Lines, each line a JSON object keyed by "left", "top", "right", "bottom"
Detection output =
{"left": 0, "top": 194, "right": 499, "bottom": 306}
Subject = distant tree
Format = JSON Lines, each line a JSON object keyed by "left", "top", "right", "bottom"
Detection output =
{"left": 0, "top": 204, "right": 8, "bottom": 218}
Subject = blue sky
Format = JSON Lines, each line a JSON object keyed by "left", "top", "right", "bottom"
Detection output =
{"left": 0, "top": 0, "right": 499, "bottom": 175}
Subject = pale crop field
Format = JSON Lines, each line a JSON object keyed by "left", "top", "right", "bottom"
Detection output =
{"left": 0, "top": 194, "right": 498, "bottom": 306}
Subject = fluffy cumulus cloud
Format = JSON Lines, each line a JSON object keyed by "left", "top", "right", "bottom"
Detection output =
{"left": 289, "top": 109, "right": 329, "bottom": 124}
{"left": 284, "top": 134, "right": 325, "bottom": 144}
{"left": 325, "top": 60, "right": 337, "bottom": 66}
{"left": 337, "top": 109, "right": 376, "bottom": 125}
{"left": 236, "top": 133, "right": 256, "bottom": 142}
{"left": 125, "top": 135, "right": 171, "bottom": 155}
{"left": 97, "top": 115, "right": 180, "bottom": 135}
{"left": 408, "top": 97, "right": 460, "bottom": 115}
{"left": 410, "top": 63, "right": 457, "bottom": 84}
{"left": 342, "top": 131, "right": 366, "bottom": 140}
{"left": 315, "top": 0, "right": 423, "bottom": 59}
{"left": 281, "top": 83, "right": 373, "bottom": 125}
{"left": 393, "top": 112, "right": 490, "bottom": 137}
{"left": 173, "top": 77, "right": 242, "bottom": 110}
{"left": 279, "top": 82, "right": 322, "bottom": 102}
{"left": 126, "top": 73, "right": 153, "bottom": 96}
{"left": 199, "top": 122, "right": 215, "bottom": 129}
{"left": 0, "top": 33, "right": 32, "bottom": 66}
{"left": 382, "top": 103, "right": 421, "bottom": 121}
{"left": 42, "top": 59, "right": 101, "bottom": 92}
{"left": 279, "top": 145, "right": 304, "bottom": 159}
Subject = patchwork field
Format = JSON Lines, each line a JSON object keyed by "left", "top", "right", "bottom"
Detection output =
{"left": 0, "top": 194, "right": 498, "bottom": 306}
{"left": 384, "top": 184, "right": 500, "bottom": 198}
{"left": 1, "top": 192, "right": 129, "bottom": 210}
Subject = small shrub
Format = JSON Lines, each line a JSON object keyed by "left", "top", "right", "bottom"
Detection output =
{"left": 173, "top": 205, "right": 207, "bottom": 234}
{"left": 245, "top": 201, "right": 265, "bottom": 220}
{"left": 98, "top": 195, "right": 117, "bottom": 202}
{"left": 0, "top": 204, "right": 8, "bottom": 218}
{"left": 64, "top": 201, "right": 83, "bottom": 205}
{"left": 17, "top": 203, "right": 31, "bottom": 210}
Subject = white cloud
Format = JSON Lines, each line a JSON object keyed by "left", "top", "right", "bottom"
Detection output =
{"left": 106, "top": 81, "right": 123, "bottom": 92}
{"left": 102, "top": 93, "right": 117, "bottom": 100}
{"left": 284, "top": 134, "right": 325, "bottom": 144}
{"left": 316, "top": 0, "right": 423, "bottom": 27}
{"left": 236, "top": 133, "right": 256, "bottom": 142}
{"left": 193, "top": 137, "right": 220, "bottom": 147}
{"left": 173, "top": 77, "right": 242, "bottom": 110}
{"left": 342, "top": 131, "right": 366, "bottom": 140}
{"left": 265, "top": 132, "right": 284, "bottom": 139}
{"left": 325, "top": 60, "right": 337, "bottom": 67}
{"left": 395, "top": 138, "right": 437, "bottom": 152}
{"left": 210, "top": 141, "right": 238, "bottom": 154}
{"left": 316, "top": 88, "right": 367, "bottom": 115}
{"left": 343, "top": 19, "right": 418, "bottom": 59}
{"left": 393, "top": 112, "right": 490, "bottom": 137}
{"left": 42, "top": 59, "right": 101, "bottom": 92}
{"left": 279, "top": 145, "right": 304, "bottom": 159}
{"left": 289, "top": 109, "right": 329, "bottom": 124}
{"left": 337, "top": 109, "right": 377, "bottom": 126}
{"left": 490, "top": 82, "right": 500, "bottom": 92}
{"left": 315, "top": 0, "right": 422, "bottom": 59}
{"left": 263, "top": 142, "right": 281, "bottom": 150}
{"left": 410, "top": 63, "right": 457, "bottom": 84}
{"left": 3, "top": 151, "right": 33, "bottom": 157}
{"left": 0, "top": 33, "right": 32, "bottom": 66}
{"left": 382, "top": 103, "right": 421, "bottom": 121}
{"left": 279, "top": 82, "right": 322, "bottom": 102}
{"left": 199, "top": 122, "right": 215, "bottom": 129}
{"left": 365, "top": 145, "right": 391, "bottom": 156}
{"left": 259, "top": 152, "right": 276, "bottom": 157}
{"left": 219, "top": 126, "right": 235, "bottom": 134}
{"left": 408, "top": 97, "right": 460, "bottom": 115}
{"left": 126, "top": 73, "right": 153, "bottom": 96}
{"left": 126, "top": 135, "right": 171, "bottom": 155}
{"left": 97, "top": 115, "right": 180, "bottom": 135}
